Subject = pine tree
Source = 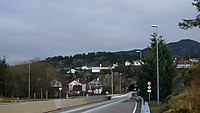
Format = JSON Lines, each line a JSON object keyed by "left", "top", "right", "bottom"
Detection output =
{"left": 137, "top": 34, "right": 174, "bottom": 101}
{"left": 179, "top": 0, "right": 200, "bottom": 29}
{"left": 0, "top": 57, "right": 9, "bottom": 97}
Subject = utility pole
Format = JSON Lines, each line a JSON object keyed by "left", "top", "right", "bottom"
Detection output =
{"left": 28, "top": 64, "right": 31, "bottom": 99}
{"left": 120, "top": 73, "right": 122, "bottom": 94}
{"left": 111, "top": 69, "right": 113, "bottom": 95}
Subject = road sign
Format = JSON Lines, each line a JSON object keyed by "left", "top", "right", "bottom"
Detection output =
{"left": 147, "top": 81, "right": 151, "bottom": 86}
{"left": 82, "top": 84, "right": 86, "bottom": 91}
{"left": 58, "top": 88, "right": 62, "bottom": 91}
{"left": 147, "top": 90, "right": 152, "bottom": 92}
{"left": 147, "top": 86, "right": 151, "bottom": 89}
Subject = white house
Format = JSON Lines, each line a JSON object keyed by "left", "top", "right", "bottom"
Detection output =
{"left": 125, "top": 60, "right": 143, "bottom": 66}
{"left": 67, "top": 69, "right": 76, "bottom": 74}
{"left": 133, "top": 60, "right": 144, "bottom": 66}
{"left": 189, "top": 58, "right": 199, "bottom": 63}
{"left": 91, "top": 64, "right": 110, "bottom": 73}
{"left": 125, "top": 61, "right": 131, "bottom": 66}
{"left": 81, "top": 66, "right": 91, "bottom": 70}
{"left": 111, "top": 63, "right": 118, "bottom": 69}
{"left": 68, "top": 80, "right": 82, "bottom": 91}
{"left": 88, "top": 78, "right": 103, "bottom": 94}
{"left": 50, "top": 79, "right": 62, "bottom": 88}
{"left": 174, "top": 61, "right": 193, "bottom": 68}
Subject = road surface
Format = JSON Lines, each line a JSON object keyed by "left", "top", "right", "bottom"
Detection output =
{"left": 54, "top": 95, "right": 141, "bottom": 113}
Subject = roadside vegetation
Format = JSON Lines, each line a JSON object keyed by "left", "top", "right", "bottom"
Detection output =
{"left": 162, "top": 65, "right": 200, "bottom": 113}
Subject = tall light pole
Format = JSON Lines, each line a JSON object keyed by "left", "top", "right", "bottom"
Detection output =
{"left": 136, "top": 51, "right": 142, "bottom": 60}
{"left": 111, "top": 69, "right": 113, "bottom": 95}
{"left": 28, "top": 64, "right": 31, "bottom": 99}
{"left": 119, "top": 73, "right": 122, "bottom": 94}
{"left": 151, "top": 25, "right": 159, "bottom": 104}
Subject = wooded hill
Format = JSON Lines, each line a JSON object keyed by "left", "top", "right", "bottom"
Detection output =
{"left": 45, "top": 39, "right": 200, "bottom": 68}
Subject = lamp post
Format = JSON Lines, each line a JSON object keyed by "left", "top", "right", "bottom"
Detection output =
{"left": 28, "top": 64, "right": 31, "bottom": 99}
{"left": 111, "top": 69, "right": 113, "bottom": 95}
{"left": 151, "top": 25, "right": 159, "bottom": 104}
{"left": 119, "top": 73, "right": 122, "bottom": 94}
{"left": 136, "top": 51, "right": 142, "bottom": 60}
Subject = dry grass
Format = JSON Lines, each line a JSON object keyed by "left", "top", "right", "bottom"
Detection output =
{"left": 0, "top": 98, "right": 21, "bottom": 103}
{"left": 164, "top": 66, "right": 200, "bottom": 113}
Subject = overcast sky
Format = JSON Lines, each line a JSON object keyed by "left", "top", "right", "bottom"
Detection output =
{"left": 0, "top": 0, "right": 199, "bottom": 65}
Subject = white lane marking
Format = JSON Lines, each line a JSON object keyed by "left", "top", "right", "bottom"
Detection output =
{"left": 82, "top": 97, "right": 129, "bottom": 113}
{"left": 132, "top": 100, "right": 137, "bottom": 113}
{"left": 58, "top": 93, "right": 133, "bottom": 113}
{"left": 58, "top": 98, "right": 123, "bottom": 113}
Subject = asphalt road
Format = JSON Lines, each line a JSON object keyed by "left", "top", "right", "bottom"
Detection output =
{"left": 55, "top": 96, "right": 140, "bottom": 113}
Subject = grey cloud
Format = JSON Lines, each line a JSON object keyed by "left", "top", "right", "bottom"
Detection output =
{"left": 0, "top": 0, "right": 199, "bottom": 64}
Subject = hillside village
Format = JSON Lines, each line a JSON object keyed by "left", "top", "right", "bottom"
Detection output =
{"left": 53, "top": 57, "right": 199, "bottom": 97}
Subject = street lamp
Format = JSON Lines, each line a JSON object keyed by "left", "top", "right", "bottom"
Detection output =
{"left": 136, "top": 51, "right": 142, "bottom": 60}
{"left": 28, "top": 64, "right": 31, "bottom": 99}
{"left": 119, "top": 73, "right": 122, "bottom": 94}
{"left": 151, "top": 25, "right": 159, "bottom": 104}
{"left": 111, "top": 69, "right": 113, "bottom": 95}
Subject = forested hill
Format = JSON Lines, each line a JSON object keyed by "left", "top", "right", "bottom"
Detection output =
{"left": 45, "top": 52, "right": 139, "bottom": 68}
{"left": 116, "top": 39, "right": 200, "bottom": 58}
{"left": 45, "top": 39, "right": 200, "bottom": 68}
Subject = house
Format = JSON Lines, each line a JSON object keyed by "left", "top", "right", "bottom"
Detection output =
{"left": 91, "top": 64, "right": 110, "bottom": 73}
{"left": 174, "top": 61, "right": 193, "bottom": 68}
{"left": 88, "top": 78, "right": 103, "bottom": 94}
{"left": 68, "top": 80, "right": 91, "bottom": 93}
{"left": 111, "top": 63, "right": 118, "bottom": 69}
{"left": 68, "top": 80, "right": 82, "bottom": 91}
{"left": 125, "top": 61, "right": 131, "bottom": 66}
{"left": 81, "top": 66, "right": 91, "bottom": 70}
{"left": 189, "top": 58, "right": 199, "bottom": 63}
{"left": 125, "top": 60, "right": 144, "bottom": 66}
{"left": 133, "top": 60, "right": 144, "bottom": 66}
{"left": 67, "top": 69, "right": 76, "bottom": 74}
{"left": 50, "top": 79, "right": 62, "bottom": 87}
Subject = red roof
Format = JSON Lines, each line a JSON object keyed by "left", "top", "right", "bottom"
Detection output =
{"left": 133, "top": 60, "right": 142, "bottom": 62}
{"left": 175, "top": 61, "right": 192, "bottom": 64}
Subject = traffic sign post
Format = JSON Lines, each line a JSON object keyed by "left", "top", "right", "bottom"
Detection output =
{"left": 147, "top": 81, "right": 152, "bottom": 102}
{"left": 58, "top": 88, "right": 62, "bottom": 99}
{"left": 147, "top": 81, "right": 152, "bottom": 86}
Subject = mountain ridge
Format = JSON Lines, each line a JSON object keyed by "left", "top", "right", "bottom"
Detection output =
{"left": 116, "top": 39, "right": 200, "bottom": 58}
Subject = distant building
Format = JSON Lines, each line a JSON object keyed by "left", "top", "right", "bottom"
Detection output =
{"left": 189, "top": 58, "right": 199, "bottom": 63}
{"left": 174, "top": 61, "right": 193, "bottom": 68}
{"left": 125, "top": 61, "right": 131, "bottom": 66}
{"left": 81, "top": 66, "right": 91, "bottom": 70}
{"left": 68, "top": 80, "right": 91, "bottom": 93}
{"left": 50, "top": 79, "right": 62, "bottom": 87}
{"left": 125, "top": 60, "right": 143, "bottom": 66}
{"left": 133, "top": 60, "right": 144, "bottom": 66}
{"left": 67, "top": 69, "right": 76, "bottom": 74}
{"left": 68, "top": 80, "right": 82, "bottom": 91}
{"left": 91, "top": 64, "right": 110, "bottom": 73}
{"left": 88, "top": 78, "right": 103, "bottom": 94}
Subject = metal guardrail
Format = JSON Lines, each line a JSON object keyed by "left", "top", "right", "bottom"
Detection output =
{"left": 132, "top": 96, "right": 150, "bottom": 113}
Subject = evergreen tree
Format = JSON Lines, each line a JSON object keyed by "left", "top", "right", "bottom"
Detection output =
{"left": 179, "top": 0, "right": 200, "bottom": 29}
{"left": 0, "top": 57, "right": 9, "bottom": 97}
{"left": 137, "top": 34, "right": 174, "bottom": 101}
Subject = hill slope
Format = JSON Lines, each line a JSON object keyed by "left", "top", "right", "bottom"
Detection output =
{"left": 45, "top": 39, "right": 200, "bottom": 68}
{"left": 116, "top": 39, "right": 200, "bottom": 58}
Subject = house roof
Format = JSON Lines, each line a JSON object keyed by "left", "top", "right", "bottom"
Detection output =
{"left": 91, "top": 65, "right": 110, "bottom": 67}
{"left": 68, "top": 80, "right": 83, "bottom": 85}
{"left": 175, "top": 61, "right": 192, "bottom": 64}
{"left": 133, "top": 60, "right": 142, "bottom": 62}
